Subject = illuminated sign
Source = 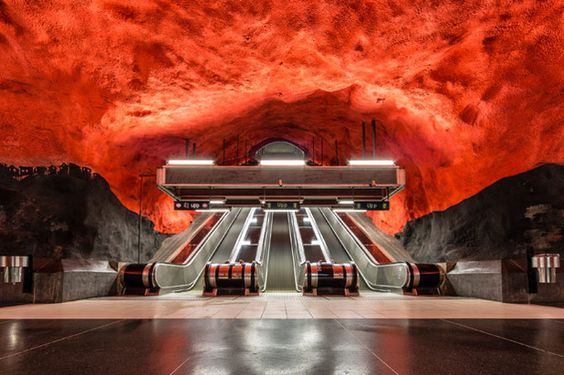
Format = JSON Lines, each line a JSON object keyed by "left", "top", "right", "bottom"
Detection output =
{"left": 262, "top": 201, "right": 300, "bottom": 210}
{"left": 174, "top": 201, "right": 210, "bottom": 210}
{"left": 354, "top": 201, "right": 390, "bottom": 211}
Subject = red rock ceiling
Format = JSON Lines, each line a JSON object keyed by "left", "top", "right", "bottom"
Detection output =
{"left": 1, "top": 1, "right": 563, "bottom": 234}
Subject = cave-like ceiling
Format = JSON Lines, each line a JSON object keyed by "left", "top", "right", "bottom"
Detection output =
{"left": 1, "top": 1, "right": 563, "bottom": 234}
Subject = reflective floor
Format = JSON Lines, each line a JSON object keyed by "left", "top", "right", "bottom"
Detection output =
{"left": 0, "top": 318, "right": 563, "bottom": 374}
{"left": 1, "top": 294, "right": 563, "bottom": 374}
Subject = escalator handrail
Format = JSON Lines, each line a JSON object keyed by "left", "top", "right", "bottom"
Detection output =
{"left": 318, "top": 208, "right": 411, "bottom": 291}
{"left": 323, "top": 207, "right": 404, "bottom": 269}
{"left": 288, "top": 211, "right": 306, "bottom": 292}
{"left": 332, "top": 212, "right": 380, "bottom": 265}
{"left": 151, "top": 208, "right": 244, "bottom": 291}
{"left": 150, "top": 212, "right": 214, "bottom": 263}
{"left": 176, "top": 213, "right": 228, "bottom": 265}
{"left": 305, "top": 207, "right": 331, "bottom": 262}
{"left": 256, "top": 211, "right": 273, "bottom": 292}
{"left": 228, "top": 208, "right": 257, "bottom": 263}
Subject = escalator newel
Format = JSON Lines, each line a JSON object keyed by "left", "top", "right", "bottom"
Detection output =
{"left": 203, "top": 261, "right": 259, "bottom": 296}
{"left": 404, "top": 262, "right": 444, "bottom": 295}
{"left": 121, "top": 263, "right": 157, "bottom": 295}
{"left": 303, "top": 261, "right": 359, "bottom": 296}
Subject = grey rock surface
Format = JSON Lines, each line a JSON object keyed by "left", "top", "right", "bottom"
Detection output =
{"left": 401, "top": 163, "right": 564, "bottom": 262}
{"left": 0, "top": 163, "right": 168, "bottom": 262}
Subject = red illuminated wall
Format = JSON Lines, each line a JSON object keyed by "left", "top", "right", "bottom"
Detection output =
{"left": 1, "top": 1, "right": 562, "bottom": 234}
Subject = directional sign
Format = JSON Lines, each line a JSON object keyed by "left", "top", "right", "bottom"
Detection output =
{"left": 354, "top": 201, "right": 390, "bottom": 211}
{"left": 174, "top": 201, "right": 210, "bottom": 210}
{"left": 262, "top": 201, "right": 300, "bottom": 210}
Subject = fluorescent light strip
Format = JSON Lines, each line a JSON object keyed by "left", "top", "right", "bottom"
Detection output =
{"left": 332, "top": 209, "right": 367, "bottom": 213}
{"left": 338, "top": 200, "right": 354, "bottom": 205}
{"left": 260, "top": 160, "right": 306, "bottom": 166}
{"left": 209, "top": 200, "right": 225, "bottom": 205}
{"left": 167, "top": 159, "right": 215, "bottom": 165}
{"left": 263, "top": 209, "right": 300, "bottom": 213}
{"left": 232, "top": 208, "right": 257, "bottom": 259}
{"left": 305, "top": 208, "right": 331, "bottom": 262}
{"left": 348, "top": 160, "right": 395, "bottom": 166}
{"left": 196, "top": 208, "right": 230, "bottom": 213}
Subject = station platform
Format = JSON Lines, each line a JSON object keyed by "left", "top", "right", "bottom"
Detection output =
{"left": 0, "top": 293, "right": 562, "bottom": 374}
{"left": 1, "top": 292, "right": 562, "bottom": 320}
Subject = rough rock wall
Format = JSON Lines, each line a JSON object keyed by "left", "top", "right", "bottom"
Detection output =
{"left": 0, "top": 164, "right": 167, "bottom": 262}
{"left": 401, "top": 164, "right": 564, "bottom": 262}
{"left": 0, "top": 1, "right": 562, "bottom": 234}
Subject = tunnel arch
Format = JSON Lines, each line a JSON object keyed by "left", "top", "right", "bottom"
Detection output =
{"left": 251, "top": 138, "right": 308, "bottom": 161}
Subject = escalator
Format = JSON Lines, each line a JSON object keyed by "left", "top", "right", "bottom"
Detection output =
{"left": 314, "top": 207, "right": 443, "bottom": 292}
{"left": 191, "top": 207, "right": 254, "bottom": 290}
{"left": 149, "top": 212, "right": 219, "bottom": 264}
{"left": 121, "top": 208, "right": 253, "bottom": 294}
{"left": 228, "top": 208, "right": 264, "bottom": 263}
{"left": 338, "top": 212, "right": 414, "bottom": 263}
{"left": 264, "top": 213, "right": 296, "bottom": 291}
{"left": 123, "top": 204, "right": 443, "bottom": 295}
{"left": 307, "top": 208, "right": 369, "bottom": 290}
{"left": 294, "top": 209, "right": 329, "bottom": 263}
{"left": 287, "top": 208, "right": 361, "bottom": 295}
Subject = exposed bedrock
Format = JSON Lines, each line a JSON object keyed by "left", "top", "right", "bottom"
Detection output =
{"left": 0, "top": 163, "right": 167, "bottom": 262}
{"left": 401, "top": 164, "right": 564, "bottom": 263}
{"left": 0, "top": 1, "right": 562, "bottom": 235}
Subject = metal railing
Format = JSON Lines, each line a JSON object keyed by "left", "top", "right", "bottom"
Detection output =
{"left": 228, "top": 208, "right": 257, "bottom": 262}
{"left": 150, "top": 212, "right": 216, "bottom": 263}
{"left": 304, "top": 208, "right": 331, "bottom": 262}
{"left": 256, "top": 211, "right": 273, "bottom": 292}
{"left": 288, "top": 212, "right": 307, "bottom": 292}
{"left": 319, "top": 208, "right": 410, "bottom": 291}
{"left": 150, "top": 208, "right": 243, "bottom": 293}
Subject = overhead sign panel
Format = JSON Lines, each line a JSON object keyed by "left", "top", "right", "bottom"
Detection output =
{"left": 354, "top": 201, "right": 390, "bottom": 211}
{"left": 174, "top": 201, "right": 210, "bottom": 210}
{"left": 262, "top": 201, "right": 300, "bottom": 210}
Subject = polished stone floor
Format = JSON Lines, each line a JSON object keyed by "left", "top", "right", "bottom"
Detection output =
{"left": 1, "top": 293, "right": 563, "bottom": 374}
{"left": 1, "top": 292, "right": 563, "bottom": 319}
{"left": 0, "top": 318, "right": 563, "bottom": 374}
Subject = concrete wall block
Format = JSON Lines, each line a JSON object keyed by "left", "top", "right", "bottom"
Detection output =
{"left": 62, "top": 271, "right": 117, "bottom": 302}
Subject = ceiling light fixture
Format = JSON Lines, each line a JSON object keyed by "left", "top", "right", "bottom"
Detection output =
{"left": 263, "top": 209, "right": 300, "bottom": 213}
{"left": 332, "top": 209, "right": 367, "bottom": 213}
{"left": 167, "top": 159, "right": 215, "bottom": 166}
{"left": 348, "top": 160, "right": 395, "bottom": 166}
{"left": 260, "top": 160, "right": 306, "bottom": 166}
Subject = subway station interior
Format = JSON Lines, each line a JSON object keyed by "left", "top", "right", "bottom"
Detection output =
{"left": 0, "top": 1, "right": 563, "bottom": 374}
